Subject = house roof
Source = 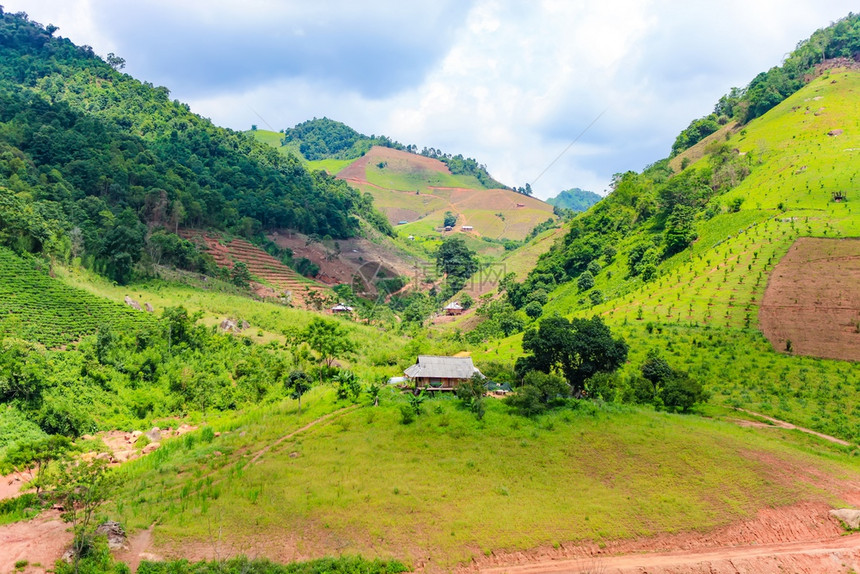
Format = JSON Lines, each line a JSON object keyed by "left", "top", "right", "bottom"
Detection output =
{"left": 331, "top": 303, "right": 354, "bottom": 311}
{"left": 444, "top": 301, "right": 463, "bottom": 310}
{"left": 404, "top": 355, "right": 481, "bottom": 380}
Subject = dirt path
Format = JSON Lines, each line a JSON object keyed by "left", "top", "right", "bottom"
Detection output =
{"left": 735, "top": 408, "right": 852, "bottom": 446}
{"left": 249, "top": 405, "right": 360, "bottom": 464}
{"left": 0, "top": 510, "right": 72, "bottom": 573}
{"left": 479, "top": 533, "right": 860, "bottom": 574}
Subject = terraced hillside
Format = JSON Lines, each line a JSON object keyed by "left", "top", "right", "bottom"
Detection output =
{"left": 251, "top": 132, "right": 557, "bottom": 255}
{"left": 0, "top": 248, "right": 151, "bottom": 347}
{"left": 180, "top": 232, "right": 325, "bottom": 307}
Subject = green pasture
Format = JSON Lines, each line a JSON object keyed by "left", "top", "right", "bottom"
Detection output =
{"left": 111, "top": 388, "right": 859, "bottom": 567}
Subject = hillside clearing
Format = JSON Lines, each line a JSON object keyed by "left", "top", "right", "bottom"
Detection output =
{"left": 108, "top": 392, "right": 860, "bottom": 570}
{"left": 760, "top": 237, "right": 860, "bottom": 361}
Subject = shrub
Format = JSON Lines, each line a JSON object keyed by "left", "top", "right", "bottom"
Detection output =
{"left": 399, "top": 405, "right": 415, "bottom": 425}
{"left": 577, "top": 271, "right": 594, "bottom": 292}
{"left": 524, "top": 301, "right": 543, "bottom": 319}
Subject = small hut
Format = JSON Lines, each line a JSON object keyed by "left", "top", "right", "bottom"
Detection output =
{"left": 404, "top": 355, "right": 482, "bottom": 391}
{"left": 443, "top": 301, "right": 464, "bottom": 316}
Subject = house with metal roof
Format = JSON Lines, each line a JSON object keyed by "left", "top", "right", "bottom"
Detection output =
{"left": 404, "top": 355, "right": 482, "bottom": 391}
{"left": 443, "top": 301, "right": 464, "bottom": 316}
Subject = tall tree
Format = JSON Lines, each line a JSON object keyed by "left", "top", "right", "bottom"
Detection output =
{"left": 436, "top": 237, "right": 478, "bottom": 293}
{"left": 518, "top": 315, "right": 628, "bottom": 393}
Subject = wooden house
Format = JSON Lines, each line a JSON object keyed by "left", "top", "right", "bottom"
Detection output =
{"left": 404, "top": 355, "right": 482, "bottom": 391}
{"left": 443, "top": 301, "right": 464, "bottom": 316}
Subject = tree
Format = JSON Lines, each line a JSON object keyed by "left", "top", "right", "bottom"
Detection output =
{"left": 507, "top": 371, "right": 569, "bottom": 416}
{"left": 3, "top": 435, "right": 72, "bottom": 494}
{"left": 663, "top": 205, "right": 697, "bottom": 258}
{"left": 105, "top": 52, "right": 125, "bottom": 70}
{"left": 230, "top": 261, "right": 252, "bottom": 288}
{"left": 436, "top": 237, "right": 478, "bottom": 292}
{"left": 49, "top": 458, "right": 115, "bottom": 571}
{"left": 285, "top": 370, "right": 312, "bottom": 413}
{"left": 443, "top": 211, "right": 457, "bottom": 227}
{"left": 577, "top": 271, "right": 595, "bottom": 292}
{"left": 524, "top": 300, "right": 543, "bottom": 319}
{"left": 99, "top": 209, "right": 145, "bottom": 285}
{"left": 519, "top": 315, "right": 628, "bottom": 394}
{"left": 456, "top": 372, "right": 486, "bottom": 420}
{"left": 302, "top": 317, "right": 355, "bottom": 371}
{"left": 333, "top": 369, "right": 361, "bottom": 402}
{"left": 638, "top": 350, "right": 706, "bottom": 412}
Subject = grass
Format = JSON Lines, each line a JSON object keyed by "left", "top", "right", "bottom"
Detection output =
{"left": 53, "top": 265, "right": 413, "bottom": 380}
{"left": 0, "top": 494, "right": 44, "bottom": 525}
{"left": 307, "top": 158, "right": 354, "bottom": 175}
{"left": 109, "top": 388, "right": 860, "bottom": 567}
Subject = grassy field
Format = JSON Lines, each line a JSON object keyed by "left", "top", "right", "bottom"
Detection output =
{"left": 111, "top": 388, "right": 860, "bottom": 568}
{"left": 307, "top": 158, "right": 354, "bottom": 174}
{"left": 54, "top": 266, "right": 414, "bottom": 380}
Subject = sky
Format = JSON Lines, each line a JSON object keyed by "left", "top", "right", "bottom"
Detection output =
{"left": 5, "top": 1, "right": 857, "bottom": 199}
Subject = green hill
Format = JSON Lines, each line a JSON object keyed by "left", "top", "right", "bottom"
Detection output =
{"left": 274, "top": 117, "right": 509, "bottom": 190}
{"left": 0, "top": 12, "right": 387, "bottom": 288}
{"left": 2, "top": 11, "right": 860, "bottom": 574}
{"left": 253, "top": 129, "right": 557, "bottom": 257}
{"left": 479, "top": 65, "right": 860, "bottom": 441}
{"left": 546, "top": 188, "right": 602, "bottom": 212}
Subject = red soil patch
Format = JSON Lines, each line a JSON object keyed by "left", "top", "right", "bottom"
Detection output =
{"left": 268, "top": 230, "right": 420, "bottom": 293}
{"left": 337, "top": 146, "right": 450, "bottom": 186}
{"left": 179, "top": 231, "right": 325, "bottom": 307}
{"left": 759, "top": 237, "right": 860, "bottom": 361}
{"left": 0, "top": 510, "right": 71, "bottom": 574}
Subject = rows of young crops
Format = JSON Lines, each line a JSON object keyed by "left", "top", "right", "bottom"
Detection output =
{"left": 0, "top": 248, "right": 152, "bottom": 347}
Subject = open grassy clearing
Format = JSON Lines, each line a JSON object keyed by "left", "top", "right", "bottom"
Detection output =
{"left": 111, "top": 389, "right": 860, "bottom": 568}
{"left": 307, "top": 158, "right": 354, "bottom": 174}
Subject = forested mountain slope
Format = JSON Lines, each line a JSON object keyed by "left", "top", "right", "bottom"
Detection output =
{"left": 0, "top": 11, "right": 386, "bottom": 285}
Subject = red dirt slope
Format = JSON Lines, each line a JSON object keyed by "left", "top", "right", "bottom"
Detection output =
{"left": 180, "top": 231, "right": 324, "bottom": 307}
{"left": 759, "top": 237, "right": 860, "bottom": 361}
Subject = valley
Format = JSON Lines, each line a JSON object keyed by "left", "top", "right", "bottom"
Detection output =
{"left": 0, "top": 8, "right": 859, "bottom": 574}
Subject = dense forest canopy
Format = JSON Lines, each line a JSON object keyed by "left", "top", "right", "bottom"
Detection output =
{"left": 546, "top": 188, "right": 602, "bottom": 212}
{"left": 0, "top": 10, "right": 388, "bottom": 283}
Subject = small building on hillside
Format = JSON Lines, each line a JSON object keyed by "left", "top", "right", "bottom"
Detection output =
{"left": 331, "top": 303, "right": 354, "bottom": 314}
{"left": 404, "top": 355, "right": 482, "bottom": 391}
{"left": 443, "top": 301, "right": 464, "bottom": 316}
{"left": 461, "top": 225, "right": 473, "bottom": 232}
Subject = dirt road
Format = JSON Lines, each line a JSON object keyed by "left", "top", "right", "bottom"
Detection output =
{"left": 479, "top": 533, "right": 860, "bottom": 573}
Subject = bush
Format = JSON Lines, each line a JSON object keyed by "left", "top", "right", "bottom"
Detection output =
{"left": 399, "top": 405, "right": 415, "bottom": 425}
{"left": 577, "top": 271, "right": 594, "bottom": 292}
{"left": 661, "top": 372, "right": 708, "bottom": 413}
{"left": 524, "top": 301, "right": 543, "bottom": 319}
